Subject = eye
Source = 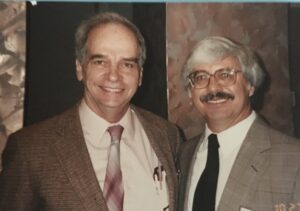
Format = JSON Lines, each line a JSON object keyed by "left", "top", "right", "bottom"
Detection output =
{"left": 91, "top": 59, "right": 106, "bottom": 66}
{"left": 88, "top": 56, "right": 109, "bottom": 68}
{"left": 217, "top": 69, "right": 232, "bottom": 79}
{"left": 194, "top": 72, "right": 209, "bottom": 81}
{"left": 120, "top": 61, "right": 138, "bottom": 70}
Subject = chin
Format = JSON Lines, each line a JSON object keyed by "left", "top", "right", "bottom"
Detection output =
{"left": 102, "top": 102, "right": 123, "bottom": 108}
{"left": 103, "top": 100, "right": 130, "bottom": 108}
{"left": 206, "top": 110, "right": 230, "bottom": 119}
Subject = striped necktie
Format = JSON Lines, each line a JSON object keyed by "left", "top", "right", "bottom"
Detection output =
{"left": 103, "top": 125, "right": 124, "bottom": 211}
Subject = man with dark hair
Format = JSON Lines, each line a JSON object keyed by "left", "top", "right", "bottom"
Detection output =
{"left": 0, "top": 12, "right": 180, "bottom": 211}
{"left": 177, "top": 36, "right": 300, "bottom": 211}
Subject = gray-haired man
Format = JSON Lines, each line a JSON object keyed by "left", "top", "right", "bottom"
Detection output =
{"left": 177, "top": 36, "right": 300, "bottom": 211}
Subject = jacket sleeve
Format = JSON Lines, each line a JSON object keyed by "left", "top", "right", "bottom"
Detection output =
{"left": 0, "top": 134, "right": 39, "bottom": 210}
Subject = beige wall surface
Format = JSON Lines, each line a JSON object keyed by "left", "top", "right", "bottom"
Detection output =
{"left": 167, "top": 3, "right": 293, "bottom": 139}
{"left": 0, "top": 2, "right": 26, "bottom": 170}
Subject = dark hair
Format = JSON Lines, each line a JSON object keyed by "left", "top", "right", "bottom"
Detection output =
{"left": 75, "top": 12, "right": 146, "bottom": 67}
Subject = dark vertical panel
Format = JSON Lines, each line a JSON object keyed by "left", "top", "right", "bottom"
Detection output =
{"left": 25, "top": 2, "right": 94, "bottom": 126}
{"left": 288, "top": 4, "right": 300, "bottom": 138}
{"left": 132, "top": 3, "right": 167, "bottom": 118}
{"left": 25, "top": 3, "right": 167, "bottom": 126}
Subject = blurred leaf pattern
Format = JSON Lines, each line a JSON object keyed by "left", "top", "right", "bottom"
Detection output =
{"left": 0, "top": 2, "right": 25, "bottom": 171}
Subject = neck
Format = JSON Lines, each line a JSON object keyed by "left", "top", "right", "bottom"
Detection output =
{"left": 207, "top": 109, "right": 253, "bottom": 133}
{"left": 98, "top": 109, "right": 127, "bottom": 123}
{"left": 83, "top": 98, "right": 129, "bottom": 123}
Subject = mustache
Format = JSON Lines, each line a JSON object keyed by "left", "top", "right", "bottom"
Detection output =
{"left": 200, "top": 91, "right": 235, "bottom": 103}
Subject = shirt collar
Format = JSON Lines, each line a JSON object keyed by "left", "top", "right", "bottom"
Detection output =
{"left": 78, "top": 99, "right": 135, "bottom": 142}
{"left": 201, "top": 111, "right": 257, "bottom": 155}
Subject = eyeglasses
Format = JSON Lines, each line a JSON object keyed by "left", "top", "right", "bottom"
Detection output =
{"left": 187, "top": 68, "right": 242, "bottom": 89}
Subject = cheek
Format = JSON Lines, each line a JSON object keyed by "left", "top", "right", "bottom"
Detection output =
{"left": 231, "top": 86, "right": 251, "bottom": 105}
{"left": 84, "top": 73, "right": 95, "bottom": 84}
{"left": 190, "top": 90, "right": 197, "bottom": 101}
{"left": 191, "top": 90, "right": 203, "bottom": 105}
{"left": 87, "top": 69, "right": 106, "bottom": 82}
{"left": 124, "top": 73, "right": 140, "bottom": 86}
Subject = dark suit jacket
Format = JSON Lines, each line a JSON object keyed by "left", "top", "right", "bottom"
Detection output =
{"left": 177, "top": 117, "right": 300, "bottom": 211}
{"left": 0, "top": 104, "right": 181, "bottom": 211}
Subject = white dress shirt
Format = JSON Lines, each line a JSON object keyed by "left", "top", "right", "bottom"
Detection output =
{"left": 187, "top": 111, "right": 256, "bottom": 211}
{"left": 78, "top": 100, "right": 169, "bottom": 211}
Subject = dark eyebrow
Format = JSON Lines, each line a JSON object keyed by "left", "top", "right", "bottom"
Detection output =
{"left": 87, "top": 55, "right": 138, "bottom": 64}
{"left": 123, "top": 57, "right": 139, "bottom": 64}
{"left": 88, "top": 54, "right": 107, "bottom": 61}
{"left": 191, "top": 69, "right": 208, "bottom": 73}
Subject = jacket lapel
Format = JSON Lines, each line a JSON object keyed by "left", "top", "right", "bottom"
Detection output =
{"left": 51, "top": 106, "right": 108, "bottom": 211}
{"left": 218, "top": 117, "right": 271, "bottom": 211}
{"left": 133, "top": 106, "right": 178, "bottom": 211}
{"left": 178, "top": 134, "right": 204, "bottom": 211}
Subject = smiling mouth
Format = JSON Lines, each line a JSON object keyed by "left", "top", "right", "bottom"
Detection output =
{"left": 207, "top": 98, "right": 228, "bottom": 104}
{"left": 101, "top": 86, "right": 123, "bottom": 93}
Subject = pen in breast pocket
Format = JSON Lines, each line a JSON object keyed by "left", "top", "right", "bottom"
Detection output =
{"left": 153, "top": 165, "right": 165, "bottom": 190}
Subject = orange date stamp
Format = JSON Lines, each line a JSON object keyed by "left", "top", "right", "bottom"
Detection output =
{"left": 274, "top": 203, "right": 300, "bottom": 211}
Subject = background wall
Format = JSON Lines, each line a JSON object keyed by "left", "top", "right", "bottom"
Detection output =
{"left": 167, "top": 3, "right": 293, "bottom": 139}
{"left": 0, "top": 2, "right": 26, "bottom": 171}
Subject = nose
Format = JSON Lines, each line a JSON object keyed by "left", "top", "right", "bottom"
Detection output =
{"left": 206, "top": 75, "right": 221, "bottom": 92}
{"left": 107, "top": 64, "right": 120, "bottom": 82}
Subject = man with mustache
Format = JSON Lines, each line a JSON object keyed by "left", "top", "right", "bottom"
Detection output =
{"left": 177, "top": 36, "right": 300, "bottom": 211}
{"left": 0, "top": 12, "right": 180, "bottom": 211}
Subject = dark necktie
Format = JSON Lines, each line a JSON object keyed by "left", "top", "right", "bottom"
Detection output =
{"left": 192, "top": 133, "right": 220, "bottom": 211}
{"left": 103, "top": 125, "right": 124, "bottom": 211}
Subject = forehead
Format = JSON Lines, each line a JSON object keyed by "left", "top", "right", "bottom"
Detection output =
{"left": 86, "top": 23, "right": 139, "bottom": 54}
{"left": 190, "top": 55, "right": 241, "bottom": 72}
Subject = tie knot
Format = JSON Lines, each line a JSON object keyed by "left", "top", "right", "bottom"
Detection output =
{"left": 208, "top": 133, "right": 219, "bottom": 149}
{"left": 107, "top": 125, "right": 124, "bottom": 143}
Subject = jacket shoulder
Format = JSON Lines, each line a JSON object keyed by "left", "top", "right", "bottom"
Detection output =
{"left": 268, "top": 127, "right": 300, "bottom": 151}
{"left": 9, "top": 106, "right": 79, "bottom": 144}
{"left": 133, "top": 106, "right": 182, "bottom": 155}
{"left": 133, "top": 106, "right": 177, "bottom": 130}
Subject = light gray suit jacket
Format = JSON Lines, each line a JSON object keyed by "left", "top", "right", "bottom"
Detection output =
{"left": 0, "top": 104, "right": 181, "bottom": 211}
{"left": 177, "top": 117, "right": 300, "bottom": 211}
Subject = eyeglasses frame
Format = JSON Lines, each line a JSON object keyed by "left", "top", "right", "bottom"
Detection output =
{"left": 187, "top": 68, "right": 242, "bottom": 89}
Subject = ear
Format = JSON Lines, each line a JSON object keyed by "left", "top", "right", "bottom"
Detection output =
{"left": 138, "top": 68, "right": 143, "bottom": 86}
{"left": 248, "top": 84, "right": 255, "bottom": 97}
{"left": 75, "top": 59, "right": 83, "bottom": 81}
{"left": 188, "top": 88, "right": 194, "bottom": 106}
{"left": 187, "top": 88, "right": 192, "bottom": 98}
